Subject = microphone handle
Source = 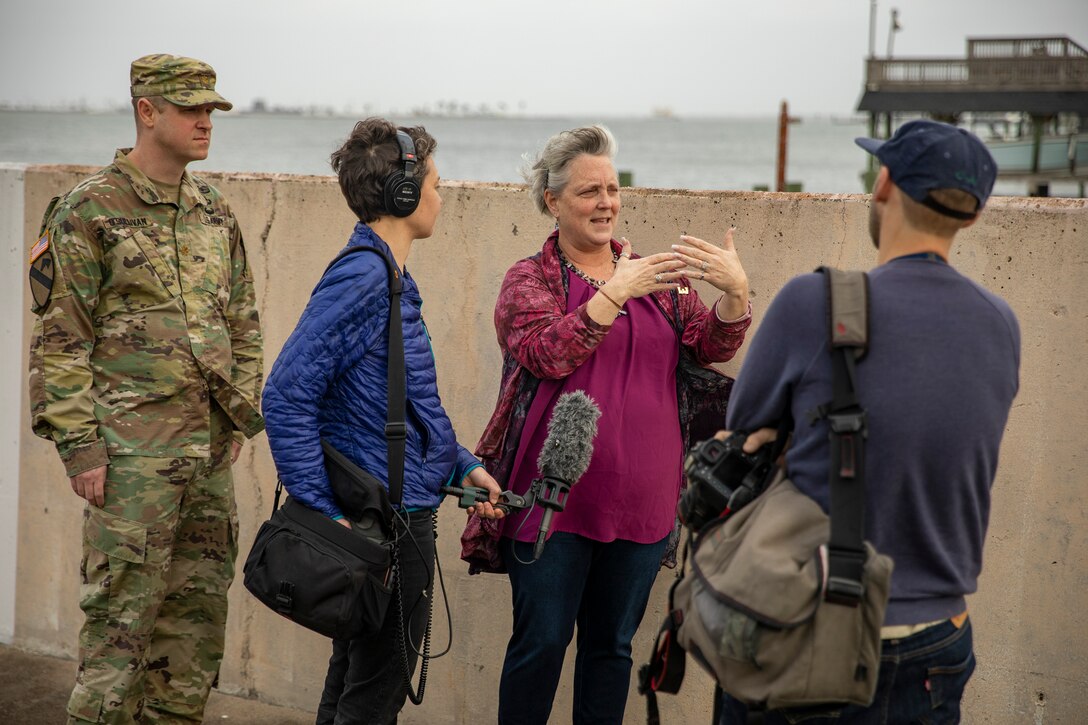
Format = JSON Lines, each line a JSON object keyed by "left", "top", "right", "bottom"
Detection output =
{"left": 533, "top": 507, "right": 555, "bottom": 560}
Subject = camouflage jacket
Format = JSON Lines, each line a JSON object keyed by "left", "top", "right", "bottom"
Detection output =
{"left": 29, "top": 149, "right": 264, "bottom": 477}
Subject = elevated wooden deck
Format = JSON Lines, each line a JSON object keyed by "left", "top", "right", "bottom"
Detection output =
{"left": 858, "top": 37, "right": 1088, "bottom": 115}
{"left": 857, "top": 37, "right": 1088, "bottom": 192}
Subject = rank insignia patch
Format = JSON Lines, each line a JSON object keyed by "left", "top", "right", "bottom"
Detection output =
{"left": 29, "top": 233, "right": 55, "bottom": 311}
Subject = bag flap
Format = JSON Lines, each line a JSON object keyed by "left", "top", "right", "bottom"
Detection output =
{"left": 691, "top": 478, "right": 828, "bottom": 627}
{"left": 322, "top": 439, "right": 394, "bottom": 527}
{"left": 279, "top": 496, "right": 391, "bottom": 566}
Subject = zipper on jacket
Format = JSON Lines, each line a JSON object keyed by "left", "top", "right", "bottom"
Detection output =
{"left": 407, "top": 401, "right": 429, "bottom": 465}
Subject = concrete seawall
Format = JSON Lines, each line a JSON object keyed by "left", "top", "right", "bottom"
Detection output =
{"left": 3, "top": 165, "right": 1086, "bottom": 723}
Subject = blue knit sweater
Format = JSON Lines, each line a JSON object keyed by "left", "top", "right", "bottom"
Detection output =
{"left": 726, "top": 256, "right": 1020, "bottom": 625}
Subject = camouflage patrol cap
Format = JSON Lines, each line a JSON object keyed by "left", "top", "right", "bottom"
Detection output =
{"left": 130, "top": 54, "right": 232, "bottom": 111}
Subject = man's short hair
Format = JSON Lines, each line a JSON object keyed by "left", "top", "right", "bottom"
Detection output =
{"left": 330, "top": 118, "right": 437, "bottom": 223}
{"left": 132, "top": 95, "right": 168, "bottom": 112}
{"left": 900, "top": 188, "right": 979, "bottom": 236}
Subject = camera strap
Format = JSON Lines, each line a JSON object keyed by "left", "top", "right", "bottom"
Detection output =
{"left": 637, "top": 538, "right": 690, "bottom": 724}
{"left": 817, "top": 267, "right": 870, "bottom": 606}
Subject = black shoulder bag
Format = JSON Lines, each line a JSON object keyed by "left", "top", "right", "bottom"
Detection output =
{"left": 243, "top": 245, "right": 407, "bottom": 641}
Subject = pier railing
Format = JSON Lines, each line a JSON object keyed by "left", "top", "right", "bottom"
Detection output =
{"left": 865, "top": 57, "right": 1088, "bottom": 92}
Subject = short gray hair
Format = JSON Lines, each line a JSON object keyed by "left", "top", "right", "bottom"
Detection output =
{"left": 522, "top": 125, "right": 617, "bottom": 214}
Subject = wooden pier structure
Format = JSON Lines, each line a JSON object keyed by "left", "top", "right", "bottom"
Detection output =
{"left": 857, "top": 36, "right": 1088, "bottom": 195}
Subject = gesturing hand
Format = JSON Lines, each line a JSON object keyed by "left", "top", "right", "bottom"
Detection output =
{"left": 603, "top": 237, "right": 687, "bottom": 303}
{"left": 671, "top": 228, "right": 749, "bottom": 299}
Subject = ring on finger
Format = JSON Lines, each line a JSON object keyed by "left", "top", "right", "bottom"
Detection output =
{"left": 700, "top": 272, "right": 705, "bottom": 281}
{"left": 620, "top": 252, "right": 631, "bottom": 259}
{"left": 701, "top": 261, "right": 708, "bottom": 272}
{"left": 655, "top": 273, "right": 662, "bottom": 283}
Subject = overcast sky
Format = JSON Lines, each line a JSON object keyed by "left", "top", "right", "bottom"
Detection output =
{"left": 2, "top": 0, "right": 1085, "bottom": 117}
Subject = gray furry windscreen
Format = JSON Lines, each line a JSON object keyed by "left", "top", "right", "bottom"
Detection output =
{"left": 536, "top": 391, "right": 601, "bottom": 482}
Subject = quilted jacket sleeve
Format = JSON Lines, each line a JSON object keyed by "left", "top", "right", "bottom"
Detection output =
{"left": 262, "top": 256, "right": 387, "bottom": 519}
{"left": 453, "top": 445, "right": 484, "bottom": 483}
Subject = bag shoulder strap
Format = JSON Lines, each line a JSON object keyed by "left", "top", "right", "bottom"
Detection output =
{"left": 332, "top": 245, "right": 406, "bottom": 508}
{"left": 816, "top": 266, "right": 870, "bottom": 606}
{"left": 275, "top": 245, "right": 406, "bottom": 511}
{"left": 637, "top": 538, "right": 690, "bottom": 724}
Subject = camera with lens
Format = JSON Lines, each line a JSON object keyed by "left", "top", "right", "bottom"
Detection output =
{"left": 677, "top": 431, "right": 777, "bottom": 531}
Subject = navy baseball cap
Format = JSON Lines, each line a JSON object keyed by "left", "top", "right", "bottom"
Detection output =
{"left": 855, "top": 120, "right": 997, "bottom": 220}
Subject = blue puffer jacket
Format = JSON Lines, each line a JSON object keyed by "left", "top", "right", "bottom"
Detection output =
{"left": 263, "top": 223, "right": 481, "bottom": 518}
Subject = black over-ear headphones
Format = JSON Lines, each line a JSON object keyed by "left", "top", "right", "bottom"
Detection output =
{"left": 383, "top": 130, "right": 421, "bottom": 218}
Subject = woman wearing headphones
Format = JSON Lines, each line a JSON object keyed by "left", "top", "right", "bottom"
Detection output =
{"left": 262, "top": 118, "right": 504, "bottom": 724}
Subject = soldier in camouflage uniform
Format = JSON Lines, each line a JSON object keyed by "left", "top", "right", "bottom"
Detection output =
{"left": 28, "top": 54, "right": 264, "bottom": 725}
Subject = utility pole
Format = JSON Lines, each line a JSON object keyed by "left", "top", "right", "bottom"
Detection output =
{"left": 868, "top": 0, "right": 877, "bottom": 58}
{"left": 887, "top": 8, "right": 901, "bottom": 58}
{"left": 776, "top": 100, "right": 801, "bottom": 192}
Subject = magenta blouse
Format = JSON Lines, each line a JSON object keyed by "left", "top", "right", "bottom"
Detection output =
{"left": 501, "top": 274, "right": 683, "bottom": 545}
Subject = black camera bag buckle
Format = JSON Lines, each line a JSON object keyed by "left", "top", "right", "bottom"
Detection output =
{"left": 275, "top": 581, "right": 295, "bottom": 614}
{"left": 638, "top": 575, "right": 689, "bottom": 725}
{"left": 825, "top": 547, "right": 868, "bottom": 607}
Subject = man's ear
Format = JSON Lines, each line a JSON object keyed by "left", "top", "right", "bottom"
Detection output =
{"left": 135, "top": 98, "right": 158, "bottom": 129}
{"left": 872, "top": 166, "right": 893, "bottom": 203}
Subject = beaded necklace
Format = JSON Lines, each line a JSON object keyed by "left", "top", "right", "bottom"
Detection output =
{"left": 557, "top": 248, "right": 619, "bottom": 288}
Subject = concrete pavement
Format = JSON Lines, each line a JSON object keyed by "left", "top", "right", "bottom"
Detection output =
{"left": 0, "top": 644, "right": 314, "bottom": 724}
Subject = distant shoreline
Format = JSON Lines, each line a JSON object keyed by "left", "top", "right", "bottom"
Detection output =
{"left": 0, "top": 106, "right": 868, "bottom": 124}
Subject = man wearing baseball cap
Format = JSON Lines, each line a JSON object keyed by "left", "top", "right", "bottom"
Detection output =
{"left": 29, "top": 54, "right": 263, "bottom": 723}
{"left": 717, "top": 120, "right": 1021, "bottom": 722}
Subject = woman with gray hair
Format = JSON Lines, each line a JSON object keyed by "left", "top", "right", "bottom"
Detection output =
{"left": 463, "top": 125, "right": 753, "bottom": 723}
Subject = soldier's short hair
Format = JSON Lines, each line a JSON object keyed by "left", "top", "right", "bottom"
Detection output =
{"left": 131, "top": 95, "right": 169, "bottom": 123}
{"left": 330, "top": 118, "right": 437, "bottom": 224}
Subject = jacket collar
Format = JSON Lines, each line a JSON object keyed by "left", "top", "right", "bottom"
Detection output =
{"left": 347, "top": 221, "right": 416, "bottom": 291}
{"left": 113, "top": 148, "right": 211, "bottom": 212}
{"left": 348, "top": 222, "right": 396, "bottom": 261}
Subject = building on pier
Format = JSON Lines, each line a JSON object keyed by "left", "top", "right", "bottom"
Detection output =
{"left": 857, "top": 36, "right": 1088, "bottom": 196}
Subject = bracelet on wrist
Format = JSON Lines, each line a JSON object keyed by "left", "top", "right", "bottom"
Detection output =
{"left": 597, "top": 288, "right": 624, "bottom": 312}
{"left": 715, "top": 296, "right": 752, "bottom": 324}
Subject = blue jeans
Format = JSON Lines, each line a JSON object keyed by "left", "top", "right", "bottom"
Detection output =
{"left": 719, "top": 618, "right": 976, "bottom": 724}
{"left": 498, "top": 532, "right": 668, "bottom": 725}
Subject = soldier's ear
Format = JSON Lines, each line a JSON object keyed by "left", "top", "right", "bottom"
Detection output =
{"left": 135, "top": 98, "right": 158, "bottom": 130}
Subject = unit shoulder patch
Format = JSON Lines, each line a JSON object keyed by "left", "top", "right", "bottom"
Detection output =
{"left": 29, "top": 233, "right": 55, "bottom": 312}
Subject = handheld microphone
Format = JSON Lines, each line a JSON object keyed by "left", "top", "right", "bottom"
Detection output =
{"left": 532, "top": 390, "right": 601, "bottom": 560}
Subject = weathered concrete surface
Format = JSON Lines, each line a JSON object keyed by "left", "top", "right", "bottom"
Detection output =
{"left": 0, "top": 164, "right": 27, "bottom": 647}
{"left": 0, "top": 643, "right": 312, "bottom": 725}
{"left": 12, "top": 165, "right": 1088, "bottom": 723}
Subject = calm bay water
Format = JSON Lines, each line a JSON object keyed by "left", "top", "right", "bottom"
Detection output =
{"left": 0, "top": 110, "right": 1047, "bottom": 196}
{"left": 2, "top": 110, "right": 876, "bottom": 193}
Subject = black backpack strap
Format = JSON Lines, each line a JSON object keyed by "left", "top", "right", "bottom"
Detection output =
{"left": 816, "top": 266, "right": 870, "bottom": 606}
{"left": 637, "top": 608, "right": 685, "bottom": 725}
{"left": 323, "top": 245, "right": 407, "bottom": 508}
{"left": 638, "top": 535, "right": 692, "bottom": 724}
